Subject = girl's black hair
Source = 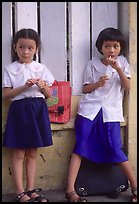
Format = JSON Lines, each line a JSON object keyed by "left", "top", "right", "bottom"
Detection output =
{"left": 95, "top": 27, "right": 126, "bottom": 55}
{"left": 11, "top": 28, "right": 41, "bottom": 61}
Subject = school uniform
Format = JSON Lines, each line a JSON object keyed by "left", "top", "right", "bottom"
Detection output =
{"left": 3, "top": 61, "right": 54, "bottom": 148}
{"left": 73, "top": 55, "right": 131, "bottom": 163}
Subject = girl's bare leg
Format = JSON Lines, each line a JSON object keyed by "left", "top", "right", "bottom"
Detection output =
{"left": 119, "top": 161, "right": 137, "bottom": 202}
{"left": 25, "top": 148, "right": 49, "bottom": 202}
{"left": 11, "top": 148, "right": 31, "bottom": 201}
{"left": 25, "top": 148, "right": 38, "bottom": 191}
{"left": 66, "top": 153, "right": 82, "bottom": 201}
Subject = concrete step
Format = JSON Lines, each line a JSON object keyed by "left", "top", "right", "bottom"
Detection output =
{"left": 2, "top": 188, "right": 131, "bottom": 202}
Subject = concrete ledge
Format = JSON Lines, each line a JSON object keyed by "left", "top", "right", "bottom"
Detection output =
{"left": 51, "top": 119, "right": 75, "bottom": 131}
{"left": 2, "top": 116, "right": 127, "bottom": 133}
{"left": 50, "top": 116, "right": 127, "bottom": 131}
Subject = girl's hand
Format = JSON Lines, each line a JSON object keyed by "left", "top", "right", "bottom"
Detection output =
{"left": 97, "top": 75, "right": 109, "bottom": 87}
{"left": 36, "top": 79, "right": 46, "bottom": 89}
{"left": 36, "top": 79, "right": 51, "bottom": 98}
{"left": 25, "top": 78, "right": 38, "bottom": 87}
{"left": 106, "top": 56, "right": 119, "bottom": 70}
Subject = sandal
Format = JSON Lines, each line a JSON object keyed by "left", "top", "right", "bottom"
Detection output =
{"left": 16, "top": 191, "right": 35, "bottom": 202}
{"left": 131, "top": 187, "right": 137, "bottom": 202}
{"left": 65, "top": 191, "right": 87, "bottom": 202}
{"left": 26, "top": 188, "right": 49, "bottom": 202}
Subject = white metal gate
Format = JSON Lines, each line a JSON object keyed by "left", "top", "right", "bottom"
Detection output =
{"left": 2, "top": 2, "right": 128, "bottom": 95}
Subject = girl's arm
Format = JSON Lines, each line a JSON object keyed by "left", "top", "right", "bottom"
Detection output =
{"left": 3, "top": 85, "right": 29, "bottom": 100}
{"left": 83, "top": 75, "right": 109, "bottom": 94}
{"left": 106, "top": 57, "right": 130, "bottom": 91}
{"left": 36, "top": 80, "right": 51, "bottom": 98}
{"left": 40, "top": 85, "right": 51, "bottom": 99}
{"left": 3, "top": 79, "right": 37, "bottom": 100}
{"left": 115, "top": 67, "right": 130, "bottom": 91}
{"left": 83, "top": 83, "right": 99, "bottom": 94}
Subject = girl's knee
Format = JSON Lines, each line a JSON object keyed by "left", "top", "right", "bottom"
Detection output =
{"left": 26, "top": 148, "right": 37, "bottom": 159}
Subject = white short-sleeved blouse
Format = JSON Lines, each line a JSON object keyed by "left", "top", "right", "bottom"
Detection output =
{"left": 3, "top": 60, "right": 54, "bottom": 100}
{"left": 77, "top": 55, "right": 131, "bottom": 122}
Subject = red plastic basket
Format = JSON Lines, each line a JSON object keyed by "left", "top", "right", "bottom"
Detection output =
{"left": 46, "top": 80, "right": 71, "bottom": 123}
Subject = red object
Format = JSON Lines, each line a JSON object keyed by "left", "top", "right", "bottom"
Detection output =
{"left": 46, "top": 80, "right": 72, "bottom": 123}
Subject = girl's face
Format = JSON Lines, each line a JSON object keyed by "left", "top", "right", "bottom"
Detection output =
{"left": 14, "top": 38, "right": 38, "bottom": 64}
{"left": 101, "top": 41, "right": 121, "bottom": 59}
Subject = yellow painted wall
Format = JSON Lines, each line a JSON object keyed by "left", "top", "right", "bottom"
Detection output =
{"left": 128, "top": 2, "right": 137, "bottom": 176}
{"left": 2, "top": 130, "right": 75, "bottom": 194}
{"left": 2, "top": 96, "right": 79, "bottom": 194}
{"left": 1, "top": 95, "right": 131, "bottom": 194}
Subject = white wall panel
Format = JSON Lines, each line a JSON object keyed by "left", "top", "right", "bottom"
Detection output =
{"left": 2, "top": 2, "right": 12, "bottom": 74}
{"left": 40, "top": 2, "right": 67, "bottom": 81}
{"left": 2, "top": 2, "right": 119, "bottom": 95}
{"left": 92, "top": 2, "right": 118, "bottom": 58}
{"left": 14, "top": 2, "right": 38, "bottom": 32}
{"left": 69, "top": 2, "right": 90, "bottom": 95}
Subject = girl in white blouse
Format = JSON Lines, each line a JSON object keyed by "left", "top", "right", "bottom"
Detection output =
{"left": 65, "top": 27, "right": 137, "bottom": 202}
{"left": 3, "top": 28, "right": 54, "bottom": 202}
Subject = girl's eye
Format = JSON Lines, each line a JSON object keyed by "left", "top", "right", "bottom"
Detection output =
{"left": 29, "top": 47, "right": 33, "bottom": 51}
{"left": 19, "top": 46, "right": 24, "bottom": 49}
{"left": 114, "top": 45, "right": 120, "bottom": 48}
{"left": 19, "top": 46, "right": 34, "bottom": 50}
{"left": 104, "top": 45, "right": 120, "bottom": 49}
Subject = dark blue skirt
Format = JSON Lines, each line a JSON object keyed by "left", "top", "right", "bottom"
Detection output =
{"left": 73, "top": 109, "right": 128, "bottom": 163}
{"left": 3, "top": 98, "right": 53, "bottom": 148}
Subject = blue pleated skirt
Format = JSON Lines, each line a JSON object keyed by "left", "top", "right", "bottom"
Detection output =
{"left": 73, "top": 109, "right": 128, "bottom": 163}
{"left": 3, "top": 98, "right": 53, "bottom": 148}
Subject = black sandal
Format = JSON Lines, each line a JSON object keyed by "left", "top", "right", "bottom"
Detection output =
{"left": 131, "top": 187, "right": 137, "bottom": 202}
{"left": 16, "top": 191, "right": 35, "bottom": 202}
{"left": 65, "top": 191, "right": 87, "bottom": 202}
{"left": 26, "top": 188, "right": 49, "bottom": 202}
